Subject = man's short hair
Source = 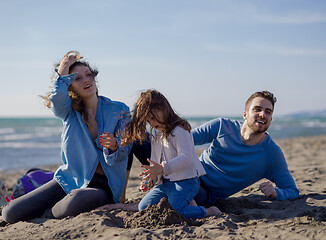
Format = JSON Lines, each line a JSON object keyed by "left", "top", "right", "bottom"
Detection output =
{"left": 245, "top": 91, "right": 277, "bottom": 111}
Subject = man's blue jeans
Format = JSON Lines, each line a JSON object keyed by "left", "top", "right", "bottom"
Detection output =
{"left": 138, "top": 177, "right": 206, "bottom": 219}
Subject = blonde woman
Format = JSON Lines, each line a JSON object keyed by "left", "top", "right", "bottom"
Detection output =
{"left": 2, "top": 51, "right": 131, "bottom": 223}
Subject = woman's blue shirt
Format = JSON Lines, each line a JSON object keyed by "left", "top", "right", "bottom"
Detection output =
{"left": 49, "top": 73, "right": 131, "bottom": 203}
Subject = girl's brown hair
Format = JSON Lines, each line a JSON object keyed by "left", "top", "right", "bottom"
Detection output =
{"left": 121, "top": 89, "right": 191, "bottom": 146}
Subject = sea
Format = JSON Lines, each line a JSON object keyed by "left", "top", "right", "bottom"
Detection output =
{"left": 1, "top": 116, "right": 326, "bottom": 171}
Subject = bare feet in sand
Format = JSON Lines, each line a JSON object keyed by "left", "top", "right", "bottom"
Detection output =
{"left": 188, "top": 199, "right": 198, "bottom": 206}
{"left": 205, "top": 206, "right": 222, "bottom": 216}
{"left": 188, "top": 200, "right": 222, "bottom": 217}
{"left": 97, "top": 202, "right": 138, "bottom": 211}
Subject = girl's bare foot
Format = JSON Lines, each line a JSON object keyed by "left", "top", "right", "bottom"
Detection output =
{"left": 205, "top": 206, "right": 222, "bottom": 216}
{"left": 188, "top": 199, "right": 198, "bottom": 206}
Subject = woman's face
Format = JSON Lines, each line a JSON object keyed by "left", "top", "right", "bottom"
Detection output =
{"left": 70, "top": 65, "right": 97, "bottom": 99}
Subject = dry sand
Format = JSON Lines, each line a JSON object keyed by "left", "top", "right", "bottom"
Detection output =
{"left": 0, "top": 135, "right": 326, "bottom": 239}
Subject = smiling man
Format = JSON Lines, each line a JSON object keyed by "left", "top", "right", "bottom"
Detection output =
{"left": 192, "top": 91, "right": 299, "bottom": 206}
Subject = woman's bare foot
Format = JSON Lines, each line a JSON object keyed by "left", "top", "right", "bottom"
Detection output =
{"left": 205, "top": 206, "right": 222, "bottom": 216}
{"left": 97, "top": 202, "right": 138, "bottom": 211}
{"left": 119, "top": 195, "right": 126, "bottom": 203}
{"left": 120, "top": 170, "right": 131, "bottom": 203}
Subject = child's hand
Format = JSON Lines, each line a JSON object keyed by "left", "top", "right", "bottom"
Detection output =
{"left": 259, "top": 181, "right": 277, "bottom": 199}
{"left": 139, "top": 158, "right": 163, "bottom": 180}
{"left": 100, "top": 132, "right": 118, "bottom": 152}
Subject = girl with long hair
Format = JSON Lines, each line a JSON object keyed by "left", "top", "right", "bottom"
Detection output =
{"left": 120, "top": 89, "right": 220, "bottom": 218}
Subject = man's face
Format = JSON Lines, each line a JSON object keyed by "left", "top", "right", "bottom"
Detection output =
{"left": 243, "top": 97, "right": 273, "bottom": 133}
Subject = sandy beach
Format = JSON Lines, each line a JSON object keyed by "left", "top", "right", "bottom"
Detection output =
{"left": 0, "top": 135, "right": 326, "bottom": 240}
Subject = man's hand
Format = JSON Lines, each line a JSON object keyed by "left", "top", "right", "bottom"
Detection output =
{"left": 259, "top": 181, "right": 277, "bottom": 199}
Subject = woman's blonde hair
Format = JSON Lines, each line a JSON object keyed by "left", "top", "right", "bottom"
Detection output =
{"left": 121, "top": 89, "right": 191, "bottom": 146}
{"left": 41, "top": 60, "right": 99, "bottom": 123}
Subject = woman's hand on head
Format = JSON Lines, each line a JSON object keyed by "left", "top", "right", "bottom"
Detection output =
{"left": 57, "top": 52, "right": 79, "bottom": 76}
{"left": 100, "top": 132, "right": 118, "bottom": 152}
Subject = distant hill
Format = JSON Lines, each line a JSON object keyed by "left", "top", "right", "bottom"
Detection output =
{"left": 287, "top": 110, "right": 326, "bottom": 118}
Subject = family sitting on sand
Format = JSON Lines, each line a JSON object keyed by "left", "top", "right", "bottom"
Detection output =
{"left": 1, "top": 51, "right": 299, "bottom": 224}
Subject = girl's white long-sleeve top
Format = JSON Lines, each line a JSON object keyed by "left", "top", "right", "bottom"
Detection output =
{"left": 150, "top": 126, "right": 206, "bottom": 184}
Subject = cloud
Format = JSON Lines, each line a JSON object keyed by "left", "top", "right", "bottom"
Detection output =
{"left": 254, "top": 11, "right": 326, "bottom": 25}
{"left": 204, "top": 43, "right": 326, "bottom": 57}
{"left": 250, "top": 44, "right": 326, "bottom": 56}
{"left": 203, "top": 44, "right": 245, "bottom": 54}
{"left": 169, "top": 3, "right": 326, "bottom": 26}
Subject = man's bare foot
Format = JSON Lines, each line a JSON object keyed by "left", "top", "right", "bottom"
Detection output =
{"left": 205, "top": 206, "right": 222, "bottom": 216}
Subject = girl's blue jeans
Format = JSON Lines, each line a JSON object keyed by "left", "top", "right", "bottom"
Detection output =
{"left": 138, "top": 177, "right": 206, "bottom": 219}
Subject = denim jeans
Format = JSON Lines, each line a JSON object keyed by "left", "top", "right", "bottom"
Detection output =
{"left": 138, "top": 177, "right": 206, "bottom": 219}
{"left": 194, "top": 185, "right": 210, "bottom": 206}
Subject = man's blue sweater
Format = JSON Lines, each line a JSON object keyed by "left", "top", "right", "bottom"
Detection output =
{"left": 192, "top": 118, "right": 299, "bottom": 205}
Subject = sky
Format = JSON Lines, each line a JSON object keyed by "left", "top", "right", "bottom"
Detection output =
{"left": 0, "top": 0, "right": 325, "bottom": 118}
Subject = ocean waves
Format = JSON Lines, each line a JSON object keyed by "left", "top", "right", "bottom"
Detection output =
{"left": 0, "top": 116, "right": 326, "bottom": 170}
{"left": 0, "top": 118, "right": 62, "bottom": 170}
{"left": 0, "top": 142, "right": 61, "bottom": 149}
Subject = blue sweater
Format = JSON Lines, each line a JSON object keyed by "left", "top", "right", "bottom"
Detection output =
{"left": 192, "top": 118, "right": 299, "bottom": 202}
{"left": 49, "top": 73, "right": 131, "bottom": 203}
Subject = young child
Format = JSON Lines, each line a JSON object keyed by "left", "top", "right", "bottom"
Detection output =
{"left": 120, "top": 89, "right": 221, "bottom": 218}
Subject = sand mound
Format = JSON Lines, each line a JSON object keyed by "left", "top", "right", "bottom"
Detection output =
{"left": 124, "top": 198, "right": 201, "bottom": 229}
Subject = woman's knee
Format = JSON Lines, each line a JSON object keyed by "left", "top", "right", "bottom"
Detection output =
{"left": 67, "top": 188, "right": 109, "bottom": 204}
{"left": 2, "top": 181, "right": 65, "bottom": 223}
{"left": 2, "top": 202, "right": 25, "bottom": 223}
{"left": 53, "top": 189, "right": 91, "bottom": 213}
{"left": 52, "top": 188, "right": 110, "bottom": 218}
{"left": 2, "top": 205, "right": 15, "bottom": 223}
